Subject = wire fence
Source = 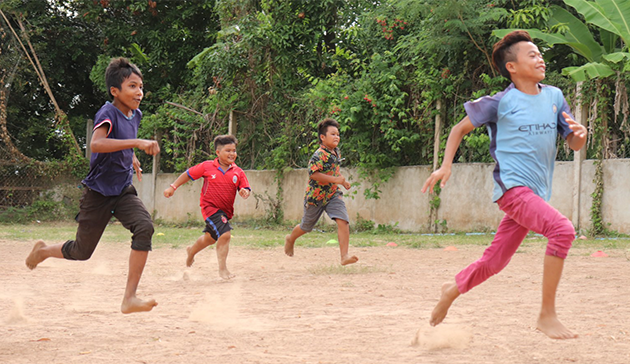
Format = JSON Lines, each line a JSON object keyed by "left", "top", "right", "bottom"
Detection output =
{"left": 0, "top": 158, "right": 53, "bottom": 208}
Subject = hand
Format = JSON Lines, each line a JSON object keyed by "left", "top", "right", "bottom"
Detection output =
{"left": 133, "top": 154, "right": 143, "bottom": 181}
{"left": 342, "top": 181, "right": 351, "bottom": 190}
{"left": 336, "top": 175, "right": 347, "bottom": 185}
{"left": 564, "top": 112, "right": 586, "bottom": 139}
{"left": 138, "top": 139, "right": 160, "bottom": 156}
{"left": 239, "top": 188, "right": 251, "bottom": 199}
{"left": 163, "top": 186, "right": 174, "bottom": 198}
{"left": 421, "top": 166, "right": 452, "bottom": 194}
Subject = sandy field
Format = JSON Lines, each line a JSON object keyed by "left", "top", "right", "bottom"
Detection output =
{"left": 1, "top": 237, "right": 630, "bottom": 364}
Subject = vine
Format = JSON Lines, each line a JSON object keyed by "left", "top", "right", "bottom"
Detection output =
{"left": 587, "top": 80, "right": 611, "bottom": 236}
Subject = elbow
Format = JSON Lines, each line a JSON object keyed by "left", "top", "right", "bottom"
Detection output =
{"left": 90, "top": 141, "right": 102, "bottom": 153}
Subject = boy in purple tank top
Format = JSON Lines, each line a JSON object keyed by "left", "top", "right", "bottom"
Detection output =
{"left": 422, "top": 31, "right": 587, "bottom": 339}
{"left": 26, "top": 58, "right": 160, "bottom": 314}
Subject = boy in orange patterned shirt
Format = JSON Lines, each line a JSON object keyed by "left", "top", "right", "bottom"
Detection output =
{"left": 284, "top": 118, "right": 358, "bottom": 265}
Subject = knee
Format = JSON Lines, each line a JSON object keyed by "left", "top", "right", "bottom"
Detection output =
{"left": 545, "top": 218, "right": 575, "bottom": 257}
{"left": 553, "top": 218, "right": 576, "bottom": 238}
{"left": 74, "top": 248, "right": 95, "bottom": 261}
{"left": 218, "top": 231, "right": 231, "bottom": 243}
{"left": 62, "top": 240, "right": 94, "bottom": 261}
{"left": 479, "top": 252, "right": 513, "bottom": 275}
{"left": 484, "top": 259, "right": 510, "bottom": 276}
{"left": 335, "top": 218, "right": 349, "bottom": 228}
{"left": 134, "top": 219, "right": 154, "bottom": 240}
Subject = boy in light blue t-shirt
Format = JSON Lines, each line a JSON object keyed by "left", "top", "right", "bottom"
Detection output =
{"left": 422, "top": 31, "right": 587, "bottom": 339}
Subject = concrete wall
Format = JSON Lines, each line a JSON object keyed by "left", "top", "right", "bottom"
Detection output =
{"left": 134, "top": 159, "right": 630, "bottom": 233}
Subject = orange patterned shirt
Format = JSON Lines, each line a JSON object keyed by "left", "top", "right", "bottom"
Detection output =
{"left": 305, "top": 145, "right": 342, "bottom": 206}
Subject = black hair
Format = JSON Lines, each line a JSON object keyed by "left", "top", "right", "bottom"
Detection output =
{"left": 491, "top": 30, "right": 534, "bottom": 81}
{"left": 317, "top": 118, "right": 340, "bottom": 142}
{"left": 105, "top": 57, "right": 143, "bottom": 98}
{"left": 214, "top": 134, "right": 238, "bottom": 150}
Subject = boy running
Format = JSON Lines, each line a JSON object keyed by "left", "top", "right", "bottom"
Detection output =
{"left": 26, "top": 57, "right": 159, "bottom": 314}
{"left": 164, "top": 135, "right": 250, "bottom": 280}
{"left": 284, "top": 118, "right": 359, "bottom": 266}
{"left": 422, "top": 31, "right": 586, "bottom": 339}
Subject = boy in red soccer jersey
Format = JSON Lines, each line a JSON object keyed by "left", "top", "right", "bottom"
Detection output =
{"left": 164, "top": 135, "right": 250, "bottom": 280}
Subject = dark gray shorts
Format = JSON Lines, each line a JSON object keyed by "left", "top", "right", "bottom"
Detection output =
{"left": 61, "top": 184, "right": 153, "bottom": 261}
{"left": 299, "top": 194, "right": 349, "bottom": 232}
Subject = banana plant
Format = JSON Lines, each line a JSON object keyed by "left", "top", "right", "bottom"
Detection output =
{"left": 494, "top": 0, "right": 630, "bottom": 81}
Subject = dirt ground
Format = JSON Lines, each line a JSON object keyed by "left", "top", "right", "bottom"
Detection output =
{"left": 1, "top": 238, "right": 629, "bottom": 364}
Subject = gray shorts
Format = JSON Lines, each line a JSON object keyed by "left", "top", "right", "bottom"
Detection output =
{"left": 300, "top": 194, "right": 349, "bottom": 232}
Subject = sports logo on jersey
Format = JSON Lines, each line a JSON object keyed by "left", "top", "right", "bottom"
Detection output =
{"left": 211, "top": 174, "right": 216, "bottom": 179}
{"left": 232, "top": 175, "right": 238, "bottom": 184}
{"left": 552, "top": 104, "right": 557, "bottom": 113}
{"left": 221, "top": 215, "right": 228, "bottom": 224}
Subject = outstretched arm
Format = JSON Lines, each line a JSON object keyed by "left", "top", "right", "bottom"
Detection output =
{"left": 163, "top": 172, "right": 192, "bottom": 198}
{"left": 562, "top": 112, "right": 587, "bottom": 151}
{"left": 91, "top": 125, "right": 160, "bottom": 155}
{"left": 421, "top": 116, "right": 476, "bottom": 193}
{"left": 311, "top": 172, "right": 351, "bottom": 190}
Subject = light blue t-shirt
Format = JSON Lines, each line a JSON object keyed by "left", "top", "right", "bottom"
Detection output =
{"left": 464, "top": 83, "right": 574, "bottom": 202}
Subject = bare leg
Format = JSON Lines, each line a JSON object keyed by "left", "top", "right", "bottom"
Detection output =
{"left": 121, "top": 249, "right": 157, "bottom": 314}
{"left": 336, "top": 219, "right": 358, "bottom": 265}
{"left": 25, "top": 240, "right": 64, "bottom": 269}
{"left": 536, "top": 255, "right": 577, "bottom": 339}
{"left": 285, "top": 224, "right": 307, "bottom": 257}
{"left": 215, "top": 232, "right": 234, "bottom": 280}
{"left": 430, "top": 282, "right": 461, "bottom": 326}
{"left": 186, "top": 233, "right": 215, "bottom": 267}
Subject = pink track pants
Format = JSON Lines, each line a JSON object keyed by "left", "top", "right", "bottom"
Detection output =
{"left": 455, "top": 186, "right": 575, "bottom": 294}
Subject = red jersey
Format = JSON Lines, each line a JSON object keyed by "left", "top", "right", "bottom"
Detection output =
{"left": 186, "top": 159, "right": 250, "bottom": 220}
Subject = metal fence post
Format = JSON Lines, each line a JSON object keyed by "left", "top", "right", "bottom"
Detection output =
{"left": 86, "top": 119, "right": 93, "bottom": 159}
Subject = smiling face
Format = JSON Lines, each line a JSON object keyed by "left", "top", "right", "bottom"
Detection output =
{"left": 506, "top": 41, "right": 546, "bottom": 83}
{"left": 216, "top": 142, "right": 237, "bottom": 167}
{"left": 110, "top": 73, "right": 144, "bottom": 117}
{"left": 320, "top": 125, "right": 340, "bottom": 149}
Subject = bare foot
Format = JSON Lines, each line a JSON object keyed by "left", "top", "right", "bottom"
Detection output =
{"left": 219, "top": 269, "right": 235, "bottom": 280}
{"left": 25, "top": 240, "right": 46, "bottom": 270}
{"left": 284, "top": 234, "right": 294, "bottom": 257}
{"left": 186, "top": 246, "right": 195, "bottom": 267}
{"left": 341, "top": 255, "right": 358, "bottom": 266}
{"left": 430, "top": 282, "right": 460, "bottom": 326}
{"left": 121, "top": 296, "right": 158, "bottom": 314}
{"left": 537, "top": 313, "right": 577, "bottom": 339}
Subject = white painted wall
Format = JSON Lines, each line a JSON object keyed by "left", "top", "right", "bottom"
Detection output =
{"left": 134, "top": 159, "right": 630, "bottom": 233}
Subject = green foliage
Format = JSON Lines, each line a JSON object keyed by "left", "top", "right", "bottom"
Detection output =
{"left": 375, "top": 221, "right": 401, "bottom": 234}
{"left": 353, "top": 213, "right": 375, "bottom": 232}
{"left": 497, "top": 0, "right": 630, "bottom": 82}
{"left": 253, "top": 190, "right": 284, "bottom": 224}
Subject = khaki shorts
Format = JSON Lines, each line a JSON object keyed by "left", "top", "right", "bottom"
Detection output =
{"left": 299, "top": 194, "right": 349, "bottom": 232}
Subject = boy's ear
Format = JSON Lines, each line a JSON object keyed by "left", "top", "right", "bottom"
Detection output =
{"left": 110, "top": 86, "right": 120, "bottom": 97}
{"left": 505, "top": 61, "right": 517, "bottom": 75}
